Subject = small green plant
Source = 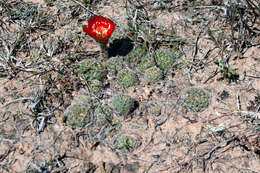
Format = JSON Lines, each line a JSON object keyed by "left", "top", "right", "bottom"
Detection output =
{"left": 137, "top": 57, "right": 155, "bottom": 73}
{"left": 147, "top": 102, "right": 161, "bottom": 116}
{"left": 180, "top": 87, "right": 211, "bottom": 112}
{"left": 112, "top": 94, "right": 136, "bottom": 116}
{"left": 77, "top": 59, "right": 106, "bottom": 81}
{"left": 214, "top": 58, "right": 239, "bottom": 83}
{"left": 106, "top": 56, "right": 123, "bottom": 74}
{"left": 82, "top": 0, "right": 91, "bottom": 4}
{"left": 144, "top": 66, "right": 163, "bottom": 83}
{"left": 207, "top": 123, "right": 225, "bottom": 135}
{"left": 115, "top": 135, "right": 134, "bottom": 151}
{"left": 155, "top": 49, "right": 179, "bottom": 70}
{"left": 117, "top": 69, "right": 138, "bottom": 88}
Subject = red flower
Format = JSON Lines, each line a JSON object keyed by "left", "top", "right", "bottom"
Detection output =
{"left": 83, "top": 16, "right": 115, "bottom": 43}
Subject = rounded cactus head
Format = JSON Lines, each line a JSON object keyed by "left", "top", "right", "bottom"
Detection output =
{"left": 180, "top": 87, "right": 211, "bottom": 112}
{"left": 155, "top": 49, "right": 179, "bottom": 70}
{"left": 65, "top": 104, "right": 92, "bottom": 128}
{"left": 112, "top": 94, "right": 136, "bottom": 116}
{"left": 144, "top": 66, "right": 163, "bottom": 83}
{"left": 117, "top": 69, "right": 138, "bottom": 88}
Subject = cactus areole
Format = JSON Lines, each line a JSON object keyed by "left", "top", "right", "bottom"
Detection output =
{"left": 83, "top": 16, "right": 115, "bottom": 43}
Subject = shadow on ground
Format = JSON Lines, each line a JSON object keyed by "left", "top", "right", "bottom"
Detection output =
{"left": 108, "top": 37, "right": 134, "bottom": 57}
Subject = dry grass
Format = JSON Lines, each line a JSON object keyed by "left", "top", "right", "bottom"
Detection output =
{"left": 0, "top": 0, "right": 259, "bottom": 172}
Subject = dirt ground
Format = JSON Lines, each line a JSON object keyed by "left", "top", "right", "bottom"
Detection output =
{"left": 0, "top": 0, "right": 259, "bottom": 172}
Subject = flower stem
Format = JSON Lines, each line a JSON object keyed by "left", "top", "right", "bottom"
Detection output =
{"left": 99, "top": 41, "right": 108, "bottom": 59}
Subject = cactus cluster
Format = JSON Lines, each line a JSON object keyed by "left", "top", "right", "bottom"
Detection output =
{"left": 72, "top": 35, "right": 182, "bottom": 130}
{"left": 65, "top": 95, "right": 114, "bottom": 128}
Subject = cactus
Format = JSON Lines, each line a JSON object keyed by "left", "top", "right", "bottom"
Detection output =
{"left": 106, "top": 56, "right": 123, "bottom": 74}
{"left": 180, "top": 87, "right": 211, "bottom": 112}
{"left": 117, "top": 69, "right": 138, "bottom": 88}
{"left": 94, "top": 104, "right": 113, "bottom": 126}
{"left": 155, "top": 49, "right": 179, "bottom": 70}
{"left": 137, "top": 57, "right": 155, "bottom": 73}
{"left": 112, "top": 94, "right": 136, "bottom": 116}
{"left": 144, "top": 66, "right": 163, "bottom": 83}
{"left": 65, "top": 104, "right": 92, "bottom": 128}
{"left": 78, "top": 58, "right": 106, "bottom": 81}
{"left": 65, "top": 95, "right": 94, "bottom": 128}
